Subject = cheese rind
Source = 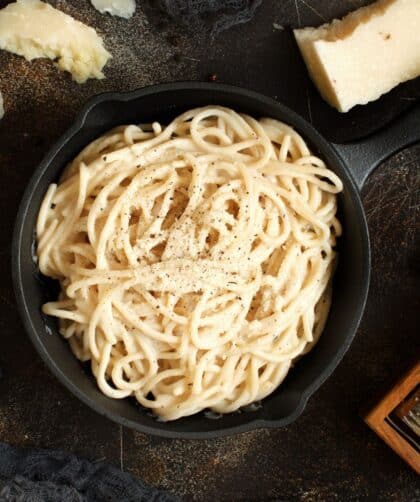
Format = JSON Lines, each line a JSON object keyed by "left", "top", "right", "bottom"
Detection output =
{"left": 294, "top": 0, "right": 420, "bottom": 112}
{"left": 0, "top": 0, "right": 112, "bottom": 83}
{"left": 91, "top": 0, "right": 136, "bottom": 19}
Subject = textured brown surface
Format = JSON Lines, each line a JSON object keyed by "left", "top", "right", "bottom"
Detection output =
{"left": 0, "top": 0, "right": 419, "bottom": 500}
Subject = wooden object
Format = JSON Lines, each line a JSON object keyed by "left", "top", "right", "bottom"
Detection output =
{"left": 364, "top": 360, "right": 420, "bottom": 474}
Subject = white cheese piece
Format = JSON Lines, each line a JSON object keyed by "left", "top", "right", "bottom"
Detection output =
{"left": 294, "top": 0, "right": 420, "bottom": 112}
{"left": 0, "top": 0, "right": 112, "bottom": 83}
{"left": 91, "top": 0, "right": 135, "bottom": 19}
{"left": 0, "top": 91, "right": 4, "bottom": 120}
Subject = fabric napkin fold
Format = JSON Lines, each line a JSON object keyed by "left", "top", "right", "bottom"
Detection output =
{"left": 0, "top": 443, "right": 177, "bottom": 502}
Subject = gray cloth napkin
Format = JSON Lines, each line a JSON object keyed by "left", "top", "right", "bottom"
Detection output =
{"left": 153, "top": 0, "right": 262, "bottom": 34}
{"left": 0, "top": 443, "right": 177, "bottom": 502}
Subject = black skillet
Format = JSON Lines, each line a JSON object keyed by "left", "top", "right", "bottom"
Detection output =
{"left": 12, "top": 82, "right": 420, "bottom": 439}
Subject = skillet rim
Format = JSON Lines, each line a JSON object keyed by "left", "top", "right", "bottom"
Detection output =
{"left": 12, "top": 81, "right": 370, "bottom": 439}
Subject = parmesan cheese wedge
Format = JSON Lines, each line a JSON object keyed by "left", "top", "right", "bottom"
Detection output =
{"left": 91, "top": 0, "right": 136, "bottom": 19}
{"left": 0, "top": 0, "right": 112, "bottom": 83}
{"left": 294, "top": 0, "right": 420, "bottom": 112}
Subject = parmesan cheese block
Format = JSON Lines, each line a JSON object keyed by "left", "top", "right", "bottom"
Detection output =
{"left": 0, "top": 91, "right": 4, "bottom": 120}
{"left": 294, "top": 0, "right": 420, "bottom": 112}
{"left": 91, "top": 0, "right": 136, "bottom": 19}
{"left": 0, "top": 0, "right": 112, "bottom": 83}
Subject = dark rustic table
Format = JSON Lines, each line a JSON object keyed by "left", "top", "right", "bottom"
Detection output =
{"left": 0, "top": 1, "right": 419, "bottom": 500}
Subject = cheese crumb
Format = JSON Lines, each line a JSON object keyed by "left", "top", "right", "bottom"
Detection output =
{"left": 91, "top": 0, "right": 136, "bottom": 19}
{"left": 294, "top": 0, "right": 420, "bottom": 112}
{"left": 0, "top": 0, "right": 112, "bottom": 83}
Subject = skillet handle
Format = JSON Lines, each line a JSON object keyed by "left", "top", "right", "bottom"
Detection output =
{"left": 331, "top": 102, "right": 420, "bottom": 191}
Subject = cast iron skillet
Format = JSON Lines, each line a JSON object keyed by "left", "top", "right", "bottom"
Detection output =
{"left": 12, "top": 82, "right": 420, "bottom": 439}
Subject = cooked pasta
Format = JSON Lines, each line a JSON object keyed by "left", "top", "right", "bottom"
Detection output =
{"left": 36, "top": 106, "right": 343, "bottom": 420}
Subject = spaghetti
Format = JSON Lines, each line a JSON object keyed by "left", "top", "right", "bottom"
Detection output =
{"left": 37, "top": 106, "right": 343, "bottom": 420}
